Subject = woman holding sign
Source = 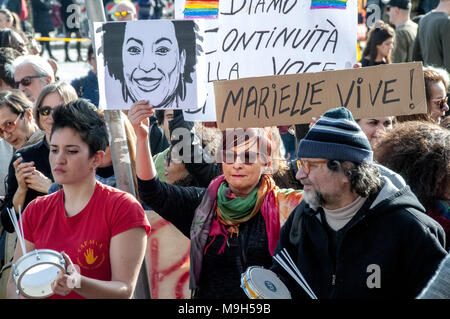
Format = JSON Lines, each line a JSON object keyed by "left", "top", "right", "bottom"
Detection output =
{"left": 129, "top": 100, "right": 303, "bottom": 299}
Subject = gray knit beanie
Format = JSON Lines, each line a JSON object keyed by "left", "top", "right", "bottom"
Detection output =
{"left": 297, "top": 107, "right": 373, "bottom": 163}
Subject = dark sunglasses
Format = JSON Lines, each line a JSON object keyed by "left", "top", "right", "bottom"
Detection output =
{"left": 221, "top": 150, "right": 266, "bottom": 164}
{"left": 14, "top": 75, "right": 46, "bottom": 88}
{"left": 37, "top": 106, "right": 54, "bottom": 116}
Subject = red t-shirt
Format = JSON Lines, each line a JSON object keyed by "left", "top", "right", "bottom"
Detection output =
{"left": 22, "top": 181, "right": 151, "bottom": 299}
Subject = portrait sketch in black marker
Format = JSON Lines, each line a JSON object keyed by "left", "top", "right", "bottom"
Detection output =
{"left": 101, "top": 19, "right": 202, "bottom": 109}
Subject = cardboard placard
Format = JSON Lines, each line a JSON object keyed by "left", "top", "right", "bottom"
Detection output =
{"left": 214, "top": 62, "right": 427, "bottom": 129}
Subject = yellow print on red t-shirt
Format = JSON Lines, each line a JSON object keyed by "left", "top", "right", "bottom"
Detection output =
{"left": 76, "top": 240, "right": 106, "bottom": 270}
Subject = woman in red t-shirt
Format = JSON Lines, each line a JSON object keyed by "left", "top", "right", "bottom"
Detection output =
{"left": 7, "top": 99, "right": 150, "bottom": 299}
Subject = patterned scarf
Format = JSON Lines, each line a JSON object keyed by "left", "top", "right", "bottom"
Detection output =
{"left": 189, "top": 174, "right": 303, "bottom": 290}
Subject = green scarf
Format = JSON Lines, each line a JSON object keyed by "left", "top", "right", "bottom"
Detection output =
{"left": 216, "top": 182, "right": 258, "bottom": 225}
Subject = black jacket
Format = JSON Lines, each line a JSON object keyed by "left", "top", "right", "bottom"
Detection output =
{"left": 138, "top": 176, "right": 274, "bottom": 299}
{"left": 0, "top": 137, "right": 53, "bottom": 233}
{"left": 31, "top": 0, "right": 53, "bottom": 34}
{"left": 271, "top": 176, "right": 447, "bottom": 299}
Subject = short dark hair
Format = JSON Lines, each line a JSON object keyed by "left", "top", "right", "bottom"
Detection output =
{"left": 102, "top": 20, "right": 200, "bottom": 104}
{"left": 50, "top": 99, "right": 108, "bottom": 157}
{"left": 0, "top": 47, "right": 21, "bottom": 87}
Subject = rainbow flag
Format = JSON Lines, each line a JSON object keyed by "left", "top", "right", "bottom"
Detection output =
{"left": 310, "top": 0, "right": 348, "bottom": 9}
{"left": 184, "top": 0, "right": 219, "bottom": 19}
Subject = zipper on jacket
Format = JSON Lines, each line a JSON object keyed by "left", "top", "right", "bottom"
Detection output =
{"left": 331, "top": 274, "right": 336, "bottom": 286}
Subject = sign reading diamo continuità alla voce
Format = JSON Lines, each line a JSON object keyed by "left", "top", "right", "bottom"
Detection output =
{"left": 213, "top": 62, "right": 427, "bottom": 129}
{"left": 181, "top": 0, "right": 359, "bottom": 122}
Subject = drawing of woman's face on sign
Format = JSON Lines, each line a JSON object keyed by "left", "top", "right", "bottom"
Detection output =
{"left": 122, "top": 21, "right": 186, "bottom": 107}
{"left": 101, "top": 20, "right": 199, "bottom": 109}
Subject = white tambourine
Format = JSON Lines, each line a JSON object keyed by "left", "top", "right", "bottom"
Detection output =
{"left": 241, "top": 266, "right": 291, "bottom": 299}
{"left": 12, "top": 249, "right": 66, "bottom": 299}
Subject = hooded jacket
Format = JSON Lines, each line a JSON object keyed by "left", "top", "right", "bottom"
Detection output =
{"left": 271, "top": 176, "right": 447, "bottom": 299}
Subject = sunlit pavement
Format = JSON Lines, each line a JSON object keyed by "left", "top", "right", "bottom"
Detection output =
{"left": 41, "top": 43, "right": 92, "bottom": 84}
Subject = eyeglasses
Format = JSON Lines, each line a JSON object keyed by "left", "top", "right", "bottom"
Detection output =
{"left": 114, "top": 11, "right": 132, "bottom": 19}
{"left": 14, "top": 75, "right": 46, "bottom": 88}
{"left": 222, "top": 150, "right": 267, "bottom": 164}
{"left": 432, "top": 97, "right": 448, "bottom": 109}
{"left": 296, "top": 159, "right": 328, "bottom": 175}
{"left": 0, "top": 112, "right": 23, "bottom": 136}
{"left": 37, "top": 106, "right": 54, "bottom": 117}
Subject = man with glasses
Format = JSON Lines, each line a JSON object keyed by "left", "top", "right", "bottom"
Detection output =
{"left": 12, "top": 55, "right": 54, "bottom": 102}
{"left": 112, "top": 1, "right": 137, "bottom": 21}
{"left": 269, "top": 107, "right": 447, "bottom": 299}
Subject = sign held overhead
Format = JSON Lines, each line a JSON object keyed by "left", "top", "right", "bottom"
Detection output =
{"left": 214, "top": 62, "right": 427, "bottom": 129}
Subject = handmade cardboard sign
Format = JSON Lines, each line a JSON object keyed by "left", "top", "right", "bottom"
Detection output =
{"left": 94, "top": 19, "right": 207, "bottom": 110}
{"left": 181, "top": 0, "right": 358, "bottom": 122}
{"left": 214, "top": 62, "right": 427, "bottom": 129}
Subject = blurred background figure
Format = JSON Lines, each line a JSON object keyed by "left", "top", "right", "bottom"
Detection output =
{"left": 31, "top": 0, "right": 56, "bottom": 60}
{"left": 71, "top": 44, "right": 99, "bottom": 106}
{"left": 385, "top": 0, "right": 417, "bottom": 63}
{"left": 60, "top": 0, "right": 83, "bottom": 62}
{"left": 111, "top": 0, "right": 137, "bottom": 21}
{"left": 360, "top": 20, "right": 395, "bottom": 67}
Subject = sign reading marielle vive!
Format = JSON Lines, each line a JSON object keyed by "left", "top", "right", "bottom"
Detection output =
{"left": 214, "top": 62, "right": 427, "bottom": 129}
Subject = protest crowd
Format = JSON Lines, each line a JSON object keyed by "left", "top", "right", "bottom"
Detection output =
{"left": 0, "top": 0, "right": 448, "bottom": 301}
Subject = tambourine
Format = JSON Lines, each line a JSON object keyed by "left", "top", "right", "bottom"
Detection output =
{"left": 241, "top": 266, "right": 291, "bottom": 299}
{"left": 12, "top": 249, "right": 65, "bottom": 298}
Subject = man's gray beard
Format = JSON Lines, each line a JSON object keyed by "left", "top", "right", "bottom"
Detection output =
{"left": 302, "top": 189, "right": 325, "bottom": 209}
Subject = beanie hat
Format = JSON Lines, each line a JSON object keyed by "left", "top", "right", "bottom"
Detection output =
{"left": 386, "top": 0, "right": 411, "bottom": 10}
{"left": 297, "top": 107, "right": 373, "bottom": 163}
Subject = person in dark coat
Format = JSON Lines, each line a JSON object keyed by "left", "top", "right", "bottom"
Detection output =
{"left": 31, "top": 0, "right": 55, "bottom": 60}
{"left": 268, "top": 107, "right": 447, "bottom": 299}
{"left": 71, "top": 45, "right": 98, "bottom": 105}
{"left": 60, "top": 0, "right": 82, "bottom": 62}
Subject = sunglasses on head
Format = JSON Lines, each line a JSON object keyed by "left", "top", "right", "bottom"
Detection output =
{"left": 37, "top": 106, "right": 54, "bottom": 116}
{"left": 114, "top": 10, "right": 132, "bottom": 18}
{"left": 14, "top": 75, "right": 46, "bottom": 88}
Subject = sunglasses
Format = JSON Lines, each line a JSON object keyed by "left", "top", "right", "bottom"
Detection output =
{"left": 296, "top": 159, "right": 328, "bottom": 175}
{"left": 433, "top": 97, "right": 448, "bottom": 109}
{"left": 114, "top": 11, "right": 132, "bottom": 18}
{"left": 37, "top": 106, "right": 54, "bottom": 117}
{"left": 221, "top": 150, "right": 267, "bottom": 164}
{"left": 14, "top": 75, "right": 46, "bottom": 88}
{"left": 0, "top": 112, "right": 24, "bottom": 136}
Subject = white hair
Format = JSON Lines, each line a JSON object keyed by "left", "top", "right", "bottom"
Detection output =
{"left": 113, "top": 1, "right": 137, "bottom": 14}
{"left": 12, "top": 55, "right": 54, "bottom": 83}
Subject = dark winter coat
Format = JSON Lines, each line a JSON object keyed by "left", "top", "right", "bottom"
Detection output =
{"left": 271, "top": 176, "right": 448, "bottom": 299}
{"left": 31, "top": 0, "right": 54, "bottom": 34}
